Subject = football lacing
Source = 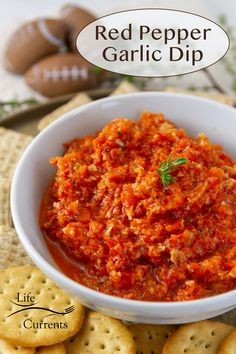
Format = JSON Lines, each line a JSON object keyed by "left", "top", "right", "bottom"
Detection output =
{"left": 43, "top": 65, "right": 89, "bottom": 82}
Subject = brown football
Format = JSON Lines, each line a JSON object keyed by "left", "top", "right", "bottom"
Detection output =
{"left": 60, "top": 4, "right": 96, "bottom": 52}
{"left": 4, "top": 18, "right": 67, "bottom": 74}
{"left": 25, "top": 53, "right": 101, "bottom": 97}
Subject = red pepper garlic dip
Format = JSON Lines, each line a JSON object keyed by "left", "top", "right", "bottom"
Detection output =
{"left": 40, "top": 112, "right": 236, "bottom": 301}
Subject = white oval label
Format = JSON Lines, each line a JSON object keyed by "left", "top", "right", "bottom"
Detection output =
{"left": 76, "top": 9, "right": 229, "bottom": 77}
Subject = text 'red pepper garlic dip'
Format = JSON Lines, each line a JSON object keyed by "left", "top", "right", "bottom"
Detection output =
{"left": 40, "top": 112, "right": 236, "bottom": 301}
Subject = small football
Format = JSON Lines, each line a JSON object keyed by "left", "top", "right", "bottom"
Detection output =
{"left": 25, "top": 53, "right": 102, "bottom": 97}
{"left": 4, "top": 18, "right": 67, "bottom": 74}
{"left": 60, "top": 4, "right": 96, "bottom": 52}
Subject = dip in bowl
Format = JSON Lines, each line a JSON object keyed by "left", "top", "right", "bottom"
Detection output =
{"left": 11, "top": 92, "right": 236, "bottom": 323}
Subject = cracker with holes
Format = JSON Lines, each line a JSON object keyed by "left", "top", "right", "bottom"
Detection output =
{"left": 0, "top": 128, "right": 33, "bottom": 178}
{"left": 0, "top": 266, "right": 85, "bottom": 347}
{"left": 129, "top": 324, "right": 176, "bottom": 354}
{"left": 36, "top": 343, "right": 65, "bottom": 354}
{"left": 66, "top": 311, "right": 136, "bottom": 354}
{"left": 37, "top": 93, "right": 92, "bottom": 131}
{"left": 0, "top": 176, "right": 12, "bottom": 227}
{"left": 0, "top": 337, "right": 34, "bottom": 353}
{"left": 218, "top": 329, "right": 236, "bottom": 354}
{"left": 0, "top": 226, "right": 33, "bottom": 269}
{"left": 162, "top": 320, "right": 234, "bottom": 354}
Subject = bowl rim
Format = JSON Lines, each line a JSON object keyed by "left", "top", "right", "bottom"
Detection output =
{"left": 11, "top": 91, "right": 236, "bottom": 311}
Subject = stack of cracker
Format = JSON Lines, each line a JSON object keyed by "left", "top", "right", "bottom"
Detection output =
{"left": 0, "top": 128, "right": 33, "bottom": 267}
{"left": 0, "top": 81, "right": 235, "bottom": 353}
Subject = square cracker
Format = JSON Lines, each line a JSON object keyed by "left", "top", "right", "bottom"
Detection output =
{"left": 0, "top": 225, "right": 33, "bottom": 268}
{"left": 0, "top": 176, "right": 12, "bottom": 227}
{"left": 165, "top": 87, "right": 235, "bottom": 106}
{"left": 0, "top": 127, "right": 33, "bottom": 178}
{"left": 37, "top": 93, "right": 92, "bottom": 131}
{"left": 110, "top": 80, "right": 140, "bottom": 96}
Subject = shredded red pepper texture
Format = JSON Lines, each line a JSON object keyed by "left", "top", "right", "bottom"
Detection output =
{"left": 40, "top": 112, "right": 236, "bottom": 301}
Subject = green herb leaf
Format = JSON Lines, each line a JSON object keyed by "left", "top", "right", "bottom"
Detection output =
{"left": 156, "top": 154, "right": 188, "bottom": 188}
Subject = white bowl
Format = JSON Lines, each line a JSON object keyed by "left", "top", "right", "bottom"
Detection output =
{"left": 11, "top": 92, "right": 236, "bottom": 324}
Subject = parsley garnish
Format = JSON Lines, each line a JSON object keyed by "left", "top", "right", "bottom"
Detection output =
{"left": 156, "top": 154, "right": 188, "bottom": 187}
